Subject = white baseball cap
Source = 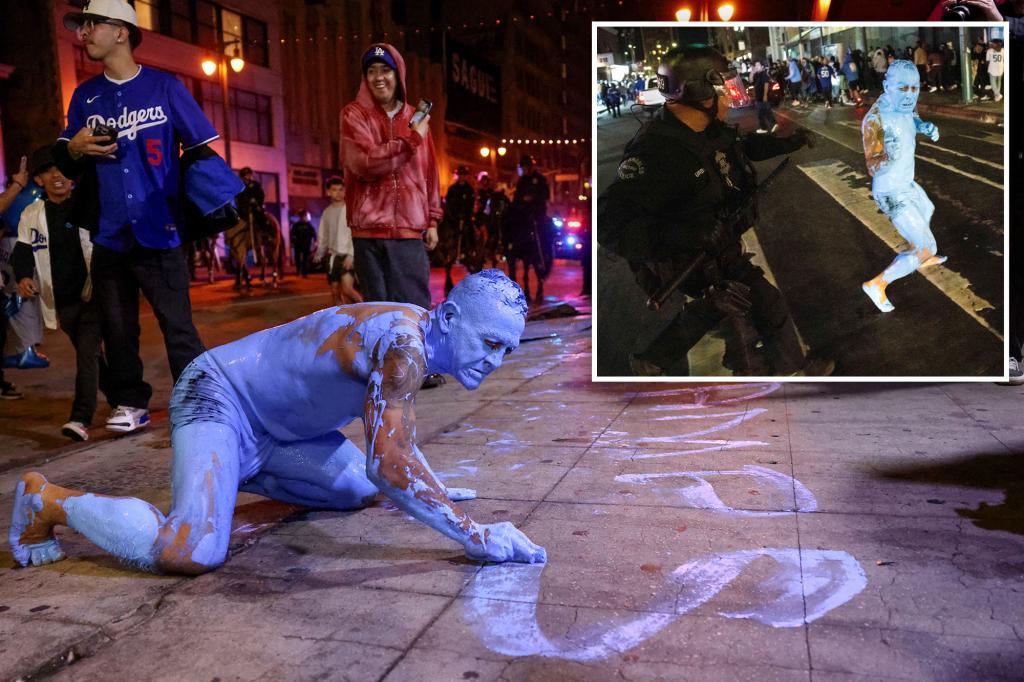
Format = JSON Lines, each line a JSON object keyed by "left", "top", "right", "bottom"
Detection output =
{"left": 63, "top": 0, "right": 142, "bottom": 46}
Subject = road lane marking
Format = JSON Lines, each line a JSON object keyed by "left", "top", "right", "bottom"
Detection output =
{"left": 958, "top": 131, "right": 1003, "bottom": 146}
{"left": 797, "top": 158, "right": 1002, "bottom": 341}
{"left": 919, "top": 141, "right": 1003, "bottom": 170}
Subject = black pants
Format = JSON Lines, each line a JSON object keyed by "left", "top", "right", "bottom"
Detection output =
{"left": 56, "top": 298, "right": 110, "bottom": 424}
{"left": 639, "top": 253, "right": 804, "bottom": 376}
{"left": 294, "top": 247, "right": 311, "bottom": 277}
{"left": 353, "top": 238, "right": 431, "bottom": 308}
{"left": 755, "top": 101, "right": 776, "bottom": 130}
{"left": 90, "top": 243, "right": 205, "bottom": 409}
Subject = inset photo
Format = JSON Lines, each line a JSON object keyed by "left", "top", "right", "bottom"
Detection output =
{"left": 594, "top": 22, "right": 1007, "bottom": 380}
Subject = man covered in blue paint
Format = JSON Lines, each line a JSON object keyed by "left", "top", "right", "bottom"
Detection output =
{"left": 861, "top": 60, "right": 946, "bottom": 313}
{"left": 10, "top": 270, "right": 547, "bottom": 573}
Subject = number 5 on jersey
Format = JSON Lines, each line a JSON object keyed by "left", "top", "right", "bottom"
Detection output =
{"left": 146, "top": 138, "right": 163, "bottom": 166}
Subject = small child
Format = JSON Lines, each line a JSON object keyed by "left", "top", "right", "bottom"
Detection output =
{"left": 315, "top": 176, "right": 361, "bottom": 305}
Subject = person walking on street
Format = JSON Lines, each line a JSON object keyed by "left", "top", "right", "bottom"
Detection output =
{"left": 986, "top": 39, "right": 1004, "bottom": 102}
{"left": 751, "top": 61, "right": 778, "bottom": 133}
{"left": 816, "top": 56, "right": 836, "bottom": 109}
{"left": 315, "top": 176, "right": 360, "bottom": 305}
{"left": 787, "top": 56, "right": 803, "bottom": 106}
{"left": 290, "top": 211, "right": 316, "bottom": 278}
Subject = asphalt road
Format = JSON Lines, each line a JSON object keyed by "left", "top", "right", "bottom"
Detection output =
{"left": 595, "top": 99, "right": 1005, "bottom": 378}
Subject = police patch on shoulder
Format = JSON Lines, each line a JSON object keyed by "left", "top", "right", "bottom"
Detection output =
{"left": 617, "top": 157, "right": 645, "bottom": 180}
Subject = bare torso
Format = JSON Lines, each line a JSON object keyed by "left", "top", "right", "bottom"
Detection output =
{"left": 205, "top": 303, "right": 429, "bottom": 441}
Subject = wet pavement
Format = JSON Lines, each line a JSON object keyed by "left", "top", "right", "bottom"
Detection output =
{"left": 2, "top": 262, "right": 1024, "bottom": 680}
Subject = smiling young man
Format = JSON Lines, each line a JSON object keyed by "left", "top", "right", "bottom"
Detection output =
{"left": 10, "top": 270, "right": 546, "bottom": 573}
{"left": 340, "top": 43, "right": 441, "bottom": 310}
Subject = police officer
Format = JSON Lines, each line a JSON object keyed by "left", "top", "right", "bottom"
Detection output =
{"left": 441, "top": 165, "right": 476, "bottom": 293}
{"left": 237, "top": 167, "right": 267, "bottom": 229}
{"left": 598, "top": 46, "right": 830, "bottom": 377}
{"left": 475, "top": 173, "right": 509, "bottom": 268}
{"left": 509, "top": 155, "right": 553, "bottom": 301}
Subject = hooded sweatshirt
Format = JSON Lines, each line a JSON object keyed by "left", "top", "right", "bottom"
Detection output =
{"left": 340, "top": 43, "right": 442, "bottom": 240}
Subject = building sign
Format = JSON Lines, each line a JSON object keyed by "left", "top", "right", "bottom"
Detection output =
{"left": 596, "top": 52, "right": 615, "bottom": 67}
{"left": 446, "top": 39, "right": 501, "bottom": 137}
{"left": 288, "top": 164, "right": 322, "bottom": 198}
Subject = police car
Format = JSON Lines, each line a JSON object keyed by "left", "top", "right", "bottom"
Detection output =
{"left": 551, "top": 211, "right": 589, "bottom": 260}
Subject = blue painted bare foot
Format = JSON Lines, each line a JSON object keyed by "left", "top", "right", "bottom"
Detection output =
{"left": 446, "top": 487, "right": 477, "bottom": 502}
{"left": 8, "top": 475, "right": 65, "bottom": 567}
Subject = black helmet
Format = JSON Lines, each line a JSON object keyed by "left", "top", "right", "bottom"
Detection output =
{"left": 657, "top": 46, "right": 733, "bottom": 105}
{"left": 239, "top": 166, "right": 254, "bottom": 177}
{"left": 456, "top": 165, "right": 470, "bottom": 176}
{"left": 519, "top": 154, "right": 535, "bottom": 167}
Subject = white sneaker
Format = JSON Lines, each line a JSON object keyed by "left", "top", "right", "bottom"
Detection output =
{"left": 1008, "top": 357, "right": 1024, "bottom": 386}
{"left": 994, "top": 95, "right": 1002, "bottom": 102}
{"left": 755, "top": 128, "right": 768, "bottom": 134}
{"left": 61, "top": 421, "right": 89, "bottom": 442}
{"left": 106, "top": 406, "right": 150, "bottom": 432}
{"left": 770, "top": 123, "right": 779, "bottom": 134}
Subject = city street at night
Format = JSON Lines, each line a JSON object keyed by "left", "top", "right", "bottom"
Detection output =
{"left": 596, "top": 94, "right": 1005, "bottom": 378}
{"left": 1, "top": 262, "right": 1024, "bottom": 680}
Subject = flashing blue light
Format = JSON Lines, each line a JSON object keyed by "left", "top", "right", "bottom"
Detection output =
{"left": 553, "top": 218, "right": 564, "bottom": 228}
{"left": 566, "top": 235, "right": 577, "bottom": 245}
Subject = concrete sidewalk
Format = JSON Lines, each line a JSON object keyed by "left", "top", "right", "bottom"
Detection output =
{"left": 2, "top": 306, "right": 1024, "bottom": 679}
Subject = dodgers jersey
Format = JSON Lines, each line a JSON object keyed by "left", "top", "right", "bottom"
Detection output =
{"left": 59, "top": 66, "right": 219, "bottom": 252}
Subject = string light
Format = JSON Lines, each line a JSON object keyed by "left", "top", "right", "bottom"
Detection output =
{"left": 267, "top": 3, "right": 620, "bottom": 45}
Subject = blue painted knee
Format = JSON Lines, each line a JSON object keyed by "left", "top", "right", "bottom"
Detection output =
{"left": 153, "top": 517, "right": 229, "bottom": 575}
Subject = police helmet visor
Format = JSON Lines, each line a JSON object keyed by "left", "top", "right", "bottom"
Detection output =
{"left": 657, "top": 48, "right": 734, "bottom": 104}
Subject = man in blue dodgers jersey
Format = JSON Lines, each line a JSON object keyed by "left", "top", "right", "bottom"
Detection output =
{"left": 54, "top": 0, "right": 216, "bottom": 432}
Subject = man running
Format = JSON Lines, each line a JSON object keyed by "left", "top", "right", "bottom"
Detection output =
{"left": 861, "top": 60, "right": 945, "bottom": 313}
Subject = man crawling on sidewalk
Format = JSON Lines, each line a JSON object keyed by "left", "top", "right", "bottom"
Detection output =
{"left": 9, "top": 269, "right": 547, "bottom": 573}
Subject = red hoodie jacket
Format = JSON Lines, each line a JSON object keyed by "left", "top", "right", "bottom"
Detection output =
{"left": 341, "top": 43, "right": 442, "bottom": 240}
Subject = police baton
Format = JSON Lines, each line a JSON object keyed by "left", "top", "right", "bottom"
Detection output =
{"left": 644, "top": 156, "right": 792, "bottom": 312}
{"left": 646, "top": 253, "right": 705, "bottom": 311}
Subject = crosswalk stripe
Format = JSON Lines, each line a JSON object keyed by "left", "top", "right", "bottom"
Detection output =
{"left": 958, "top": 131, "right": 1003, "bottom": 146}
{"left": 834, "top": 120, "right": 1003, "bottom": 186}
{"left": 797, "top": 158, "right": 1002, "bottom": 341}
{"left": 919, "top": 141, "right": 1003, "bottom": 170}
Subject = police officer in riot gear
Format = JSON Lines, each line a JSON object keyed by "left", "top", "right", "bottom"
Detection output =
{"left": 598, "top": 46, "right": 832, "bottom": 376}
{"left": 440, "top": 165, "right": 477, "bottom": 294}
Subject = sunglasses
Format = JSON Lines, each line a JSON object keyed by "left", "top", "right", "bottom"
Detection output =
{"left": 77, "top": 18, "right": 127, "bottom": 36}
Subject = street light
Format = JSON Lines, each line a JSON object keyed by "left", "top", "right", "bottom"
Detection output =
{"left": 676, "top": 2, "right": 736, "bottom": 21}
{"left": 200, "top": 40, "right": 245, "bottom": 169}
{"left": 479, "top": 146, "right": 491, "bottom": 157}
{"left": 497, "top": 146, "right": 507, "bottom": 156}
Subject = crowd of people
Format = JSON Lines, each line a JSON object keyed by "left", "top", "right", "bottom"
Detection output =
{"left": 600, "top": 35, "right": 1005, "bottom": 125}
{"left": 0, "top": 0, "right": 575, "bottom": 444}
